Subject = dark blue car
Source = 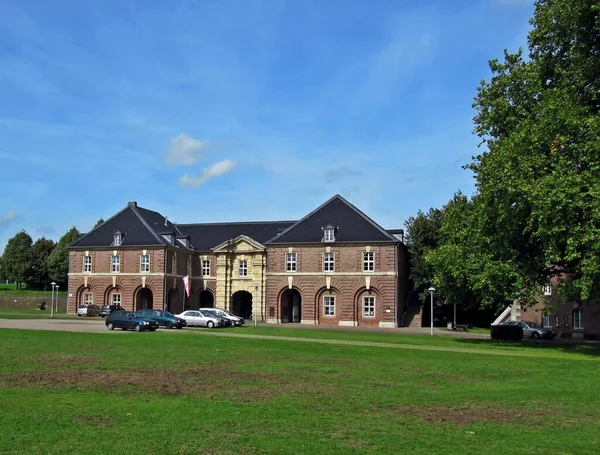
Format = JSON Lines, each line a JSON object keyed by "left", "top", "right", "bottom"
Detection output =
{"left": 105, "top": 310, "right": 159, "bottom": 332}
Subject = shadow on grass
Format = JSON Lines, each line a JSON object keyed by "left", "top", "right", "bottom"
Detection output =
{"left": 454, "top": 337, "right": 600, "bottom": 358}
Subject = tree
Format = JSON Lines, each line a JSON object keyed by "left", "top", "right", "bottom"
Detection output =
{"left": 93, "top": 218, "right": 105, "bottom": 229}
{"left": 465, "top": 0, "right": 600, "bottom": 305}
{"left": 30, "top": 237, "right": 56, "bottom": 290}
{"left": 1, "top": 231, "right": 33, "bottom": 289}
{"left": 47, "top": 227, "right": 81, "bottom": 287}
{"left": 404, "top": 207, "right": 445, "bottom": 303}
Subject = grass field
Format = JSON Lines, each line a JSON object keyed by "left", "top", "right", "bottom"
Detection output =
{"left": 0, "top": 328, "right": 598, "bottom": 455}
{"left": 0, "top": 283, "right": 68, "bottom": 297}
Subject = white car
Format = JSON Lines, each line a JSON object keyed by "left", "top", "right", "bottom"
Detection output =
{"left": 175, "top": 310, "right": 228, "bottom": 328}
{"left": 199, "top": 308, "right": 244, "bottom": 326}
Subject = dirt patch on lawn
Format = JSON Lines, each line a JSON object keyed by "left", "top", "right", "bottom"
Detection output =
{"left": 382, "top": 405, "right": 553, "bottom": 426}
{"left": 0, "top": 366, "right": 326, "bottom": 400}
{"left": 74, "top": 414, "right": 113, "bottom": 427}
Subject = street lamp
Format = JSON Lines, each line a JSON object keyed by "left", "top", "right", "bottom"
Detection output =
{"left": 428, "top": 286, "right": 436, "bottom": 335}
{"left": 56, "top": 285, "right": 60, "bottom": 314}
{"left": 50, "top": 282, "right": 57, "bottom": 319}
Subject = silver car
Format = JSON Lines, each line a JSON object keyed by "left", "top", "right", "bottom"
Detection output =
{"left": 199, "top": 307, "right": 244, "bottom": 326}
{"left": 504, "top": 321, "right": 554, "bottom": 339}
{"left": 175, "top": 310, "right": 227, "bottom": 328}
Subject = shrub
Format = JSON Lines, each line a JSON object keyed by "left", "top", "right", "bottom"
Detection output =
{"left": 490, "top": 324, "right": 523, "bottom": 341}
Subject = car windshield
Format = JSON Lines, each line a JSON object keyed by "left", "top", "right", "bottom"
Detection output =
{"left": 203, "top": 311, "right": 219, "bottom": 318}
{"left": 161, "top": 311, "right": 175, "bottom": 317}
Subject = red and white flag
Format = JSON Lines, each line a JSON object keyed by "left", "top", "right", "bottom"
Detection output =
{"left": 183, "top": 276, "right": 191, "bottom": 298}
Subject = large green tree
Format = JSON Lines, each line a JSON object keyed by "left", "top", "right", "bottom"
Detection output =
{"left": 47, "top": 227, "right": 80, "bottom": 287}
{"left": 461, "top": 0, "right": 600, "bottom": 305}
{"left": 1, "top": 231, "right": 34, "bottom": 289}
{"left": 404, "top": 207, "right": 444, "bottom": 303}
{"left": 30, "top": 237, "right": 56, "bottom": 290}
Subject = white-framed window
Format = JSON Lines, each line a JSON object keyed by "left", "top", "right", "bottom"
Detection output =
{"left": 324, "top": 228, "right": 335, "bottom": 243}
{"left": 542, "top": 315, "right": 552, "bottom": 328}
{"left": 324, "top": 296, "right": 336, "bottom": 316}
{"left": 187, "top": 256, "right": 192, "bottom": 276}
{"left": 112, "top": 294, "right": 121, "bottom": 306}
{"left": 111, "top": 255, "right": 120, "bottom": 273}
{"left": 83, "top": 256, "right": 92, "bottom": 273}
{"left": 543, "top": 283, "right": 552, "bottom": 296}
{"left": 323, "top": 252, "right": 334, "bottom": 272}
{"left": 140, "top": 254, "right": 150, "bottom": 273}
{"left": 363, "top": 252, "right": 374, "bottom": 272}
{"left": 171, "top": 255, "right": 177, "bottom": 274}
{"left": 113, "top": 232, "right": 122, "bottom": 246}
{"left": 286, "top": 253, "right": 297, "bottom": 272}
{"left": 239, "top": 260, "right": 248, "bottom": 277}
{"left": 83, "top": 293, "right": 93, "bottom": 305}
{"left": 202, "top": 260, "right": 210, "bottom": 277}
{"left": 573, "top": 309, "right": 584, "bottom": 330}
{"left": 363, "top": 296, "right": 375, "bottom": 318}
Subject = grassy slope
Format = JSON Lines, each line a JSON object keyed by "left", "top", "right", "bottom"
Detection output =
{"left": 0, "top": 329, "right": 598, "bottom": 455}
{"left": 0, "top": 283, "right": 68, "bottom": 297}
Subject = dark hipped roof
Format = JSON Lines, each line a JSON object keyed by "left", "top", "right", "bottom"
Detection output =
{"left": 266, "top": 194, "right": 399, "bottom": 244}
{"left": 176, "top": 221, "right": 295, "bottom": 252}
{"left": 70, "top": 202, "right": 186, "bottom": 249}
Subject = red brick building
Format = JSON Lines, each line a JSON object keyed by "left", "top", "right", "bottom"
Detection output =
{"left": 68, "top": 195, "right": 410, "bottom": 327}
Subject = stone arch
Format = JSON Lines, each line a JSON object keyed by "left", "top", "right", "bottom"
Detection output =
{"left": 166, "top": 288, "right": 181, "bottom": 314}
{"left": 353, "top": 286, "right": 382, "bottom": 326}
{"left": 196, "top": 289, "right": 215, "bottom": 309}
{"left": 315, "top": 286, "right": 341, "bottom": 324}
{"left": 278, "top": 286, "right": 303, "bottom": 323}
{"left": 76, "top": 285, "right": 93, "bottom": 306}
{"left": 103, "top": 285, "right": 124, "bottom": 307}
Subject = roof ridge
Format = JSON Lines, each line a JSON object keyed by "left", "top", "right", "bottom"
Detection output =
{"left": 335, "top": 194, "right": 399, "bottom": 242}
{"left": 130, "top": 205, "right": 166, "bottom": 245}
{"left": 264, "top": 194, "right": 340, "bottom": 244}
{"left": 175, "top": 220, "right": 296, "bottom": 227}
{"left": 69, "top": 205, "right": 130, "bottom": 248}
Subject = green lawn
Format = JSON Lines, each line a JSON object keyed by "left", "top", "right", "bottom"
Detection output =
{"left": 0, "top": 283, "right": 68, "bottom": 297}
{"left": 0, "top": 328, "right": 598, "bottom": 455}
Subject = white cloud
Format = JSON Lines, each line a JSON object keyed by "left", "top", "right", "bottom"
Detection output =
{"left": 165, "top": 133, "right": 208, "bottom": 165}
{"left": 179, "top": 159, "right": 237, "bottom": 188}
{"left": 0, "top": 211, "right": 18, "bottom": 225}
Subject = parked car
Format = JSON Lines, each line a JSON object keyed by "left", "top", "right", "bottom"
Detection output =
{"left": 105, "top": 310, "right": 159, "bottom": 332}
{"left": 77, "top": 304, "right": 101, "bottom": 317}
{"left": 100, "top": 304, "right": 124, "bottom": 318}
{"left": 135, "top": 309, "right": 187, "bottom": 329}
{"left": 198, "top": 307, "right": 244, "bottom": 326}
{"left": 176, "top": 310, "right": 229, "bottom": 328}
{"left": 502, "top": 320, "right": 555, "bottom": 340}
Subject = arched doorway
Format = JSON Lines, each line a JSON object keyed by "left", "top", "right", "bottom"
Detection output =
{"left": 281, "top": 289, "right": 302, "bottom": 323}
{"left": 136, "top": 288, "right": 153, "bottom": 311}
{"left": 198, "top": 290, "right": 214, "bottom": 308}
{"left": 231, "top": 291, "right": 252, "bottom": 319}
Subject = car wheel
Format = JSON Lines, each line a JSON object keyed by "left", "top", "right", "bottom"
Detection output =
{"left": 134, "top": 324, "right": 142, "bottom": 332}
{"left": 207, "top": 321, "right": 215, "bottom": 328}
{"left": 165, "top": 322, "right": 173, "bottom": 330}
{"left": 107, "top": 322, "right": 114, "bottom": 331}
{"left": 531, "top": 332, "right": 540, "bottom": 340}
{"left": 149, "top": 328, "right": 156, "bottom": 332}
{"left": 77, "top": 314, "right": 82, "bottom": 317}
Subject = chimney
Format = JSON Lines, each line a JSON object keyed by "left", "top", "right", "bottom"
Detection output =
{"left": 127, "top": 201, "right": 137, "bottom": 208}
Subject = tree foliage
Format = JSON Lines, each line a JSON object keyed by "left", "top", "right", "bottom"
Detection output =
{"left": 47, "top": 227, "right": 80, "bottom": 287}
{"left": 30, "top": 238, "right": 56, "bottom": 290}
{"left": 435, "top": 0, "right": 600, "bottom": 307}
{"left": 1, "top": 231, "right": 33, "bottom": 289}
{"left": 93, "top": 218, "right": 105, "bottom": 229}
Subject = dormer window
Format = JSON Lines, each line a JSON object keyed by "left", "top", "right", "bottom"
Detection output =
{"left": 113, "top": 231, "right": 122, "bottom": 246}
{"left": 323, "top": 225, "right": 335, "bottom": 243}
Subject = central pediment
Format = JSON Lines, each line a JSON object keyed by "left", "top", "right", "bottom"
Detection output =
{"left": 211, "top": 235, "right": 266, "bottom": 253}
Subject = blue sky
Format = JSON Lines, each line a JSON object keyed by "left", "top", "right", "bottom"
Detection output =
{"left": 0, "top": 0, "right": 534, "bottom": 250}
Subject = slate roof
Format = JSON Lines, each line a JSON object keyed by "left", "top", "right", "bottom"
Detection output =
{"left": 176, "top": 221, "right": 295, "bottom": 252}
{"left": 70, "top": 202, "right": 187, "bottom": 249}
{"left": 266, "top": 194, "right": 399, "bottom": 244}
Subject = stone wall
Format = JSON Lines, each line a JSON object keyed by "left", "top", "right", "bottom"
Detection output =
{"left": 0, "top": 295, "right": 68, "bottom": 311}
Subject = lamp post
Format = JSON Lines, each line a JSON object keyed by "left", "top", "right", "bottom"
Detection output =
{"left": 428, "top": 286, "right": 436, "bottom": 335}
{"left": 50, "top": 282, "right": 56, "bottom": 319}
{"left": 56, "top": 285, "right": 60, "bottom": 314}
